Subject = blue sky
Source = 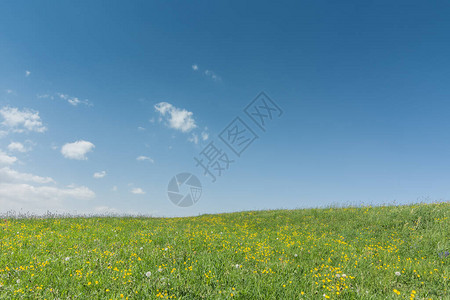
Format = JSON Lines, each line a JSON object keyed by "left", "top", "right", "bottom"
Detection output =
{"left": 1, "top": 1, "right": 450, "bottom": 216}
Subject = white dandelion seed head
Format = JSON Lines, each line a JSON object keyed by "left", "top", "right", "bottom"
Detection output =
{"left": 336, "top": 274, "right": 340, "bottom": 278}
{"left": 342, "top": 274, "right": 347, "bottom": 278}
{"left": 65, "top": 257, "right": 70, "bottom": 261}
{"left": 395, "top": 271, "right": 401, "bottom": 276}
{"left": 140, "top": 247, "right": 143, "bottom": 250}
{"left": 145, "top": 271, "right": 152, "bottom": 277}
{"left": 294, "top": 254, "right": 298, "bottom": 257}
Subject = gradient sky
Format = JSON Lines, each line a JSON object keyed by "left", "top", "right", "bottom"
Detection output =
{"left": 1, "top": 1, "right": 450, "bottom": 216}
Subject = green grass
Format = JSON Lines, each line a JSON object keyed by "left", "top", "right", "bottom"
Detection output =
{"left": 0, "top": 202, "right": 448, "bottom": 299}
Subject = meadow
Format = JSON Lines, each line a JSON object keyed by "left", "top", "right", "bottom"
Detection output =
{"left": 0, "top": 202, "right": 448, "bottom": 299}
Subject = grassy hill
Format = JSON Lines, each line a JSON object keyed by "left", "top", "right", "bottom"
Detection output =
{"left": 0, "top": 202, "right": 448, "bottom": 299}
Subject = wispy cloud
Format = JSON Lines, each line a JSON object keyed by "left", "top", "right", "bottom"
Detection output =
{"left": 57, "top": 93, "right": 92, "bottom": 107}
{"left": 61, "top": 140, "right": 95, "bottom": 160}
{"left": 154, "top": 102, "right": 197, "bottom": 132}
{"left": 25, "top": 70, "right": 31, "bottom": 77}
{"left": 204, "top": 69, "right": 221, "bottom": 81}
{"left": 93, "top": 171, "right": 106, "bottom": 179}
{"left": 0, "top": 106, "right": 47, "bottom": 134}
{"left": 201, "top": 129, "right": 209, "bottom": 141}
{"left": 188, "top": 133, "right": 199, "bottom": 144}
{"left": 131, "top": 187, "right": 145, "bottom": 195}
{"left": 7, "top": 142, "right": 29, "bottom": 153}
{"left": 0, "top": 167, "right": 54, "bottom": 184}
{"left": 37, "top": 94, "right": 54, "bottom": 100}
{"left": 94, "top": 206, "right": 120, "bottom": 214}
{"left": 0, "top": 182, "right": 95, "bottom": 213}
{"left": 191, "top": 64, "right": 221, "bottom": 81}
{"left": 37, "top": 93, "right": 92, "bottom": 107}
{"left": 0, "top": 155, "right": 94, "bottom": 213}
{"left": 0, "top": 150, "right": 17, "bottom": 165}
{"left": 136, "top": 156, "right": 154, "bottom": 163}
{"left": 188, "top": 127, "right": 209, "bottom": 144}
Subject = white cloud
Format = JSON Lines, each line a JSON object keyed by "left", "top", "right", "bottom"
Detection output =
{"left": 188, "top": 133, "right": 199, "bottom": 144}
{"left": 93, "top": 171, "right": 106, "bottom": 179}
{"left": 0, "top": 161, "right": 94, "bottom": 214}
{"left": 0, "top": 150, "right": 17, "bottom": 165}
{"left": 136, "top": 156, "right": 154, "bottom": 163}
{"left": 112, "top": 185, "right": 118, "bottom": 192}
{"left": 7, "top": 142, "right": 27, "bottom": 153}
{"left": 0, "top": 167, "right": 54, "bottom": 184}
{"left": 137, "top": 126, "right": 146, "bottom": 131}
{"left": 6, "top": 89, "right": 14, "bottom": 94}
{"left": 57, "top": 93, "right": 91, "bottom": 107}
{"left": 94, "top": 206, "right": 120, "bottom": 214}
{"left": 154, "top": 102, "right": 197, "bottom": 132}
{"left": 92, "top": 206, "right": 143, "bottom": 216}
{"left": 0, "top": 182, "right": 95, "bottom": 213}
{"left": 25, "top": 70, "right": 31, "bottom": 77}
{"left": 201, "top": 131, "right": 209, "bottom": 141}
{"left": 61, "top": 140, "right": 95, "bottom": 160}
{"left": 0, "top": 106, "right": 47, "bottom": 133}
{"left": 191, "top": 65, "right": 221, "bottom": 81}
{"left": 131, "top": 187, "right": 145, "bottom": 195}
{"left": 154, "top": 102, "right": 172, "bottom": 115}
{"left": 37, "top": 94, "right": 53, "bottom": 100}
{"left": 204, "top": 70, "right": 221, "bottom": 81}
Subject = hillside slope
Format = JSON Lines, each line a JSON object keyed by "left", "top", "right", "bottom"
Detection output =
{"left": 0, "top": 202, "right": 448, "bottom": 299}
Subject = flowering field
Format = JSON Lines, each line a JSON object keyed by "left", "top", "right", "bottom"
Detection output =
{"left": 0, "top": 202, "right": 448, "bottom": 299}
